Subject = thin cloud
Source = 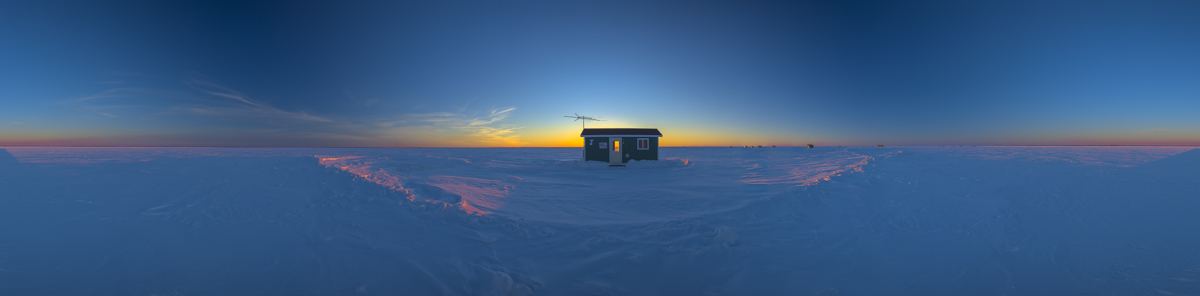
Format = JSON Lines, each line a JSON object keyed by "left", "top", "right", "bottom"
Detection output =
{"left": 375, "top": 107, "right": 524, "bottom": 147}
{"left": 185, "top": 79, "right": 332, "bottom": 123}
{"left": 468, "top": 107, "right": 516, "bottom": 126}
{"left": 52, "top": 77, "right": 527, "bottom": 147}
{"left": 66, "top": 87, "right": 150, "bottom": 103}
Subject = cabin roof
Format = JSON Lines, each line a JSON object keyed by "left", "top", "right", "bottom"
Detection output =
{"left": 580, "top": 128, "right": 663, "bottom": 137}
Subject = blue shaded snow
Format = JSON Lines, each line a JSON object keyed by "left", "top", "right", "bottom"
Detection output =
{"left": 0, "top": 146, "right": 1197, "bottom": 295}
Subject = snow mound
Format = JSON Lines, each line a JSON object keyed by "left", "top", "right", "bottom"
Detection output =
{"left": 314, "top": 147, "right": 879, "bottom": 224}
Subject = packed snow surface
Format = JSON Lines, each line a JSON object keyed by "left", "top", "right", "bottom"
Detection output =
{"left": 1, "top": 146, "right": 1198, "bottom": 295}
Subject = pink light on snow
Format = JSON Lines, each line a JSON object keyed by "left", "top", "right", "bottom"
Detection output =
{"left": 424, "top": 175, "right": 513, "bottom": 215}
{"left": 738, "top": 150, "right": 883, "bottom": 186}
{"left": 316, "top": 155, "right": 510, "bottom": 215}
{"left": 317, "top": 156, "right": 411, "bottom": 194}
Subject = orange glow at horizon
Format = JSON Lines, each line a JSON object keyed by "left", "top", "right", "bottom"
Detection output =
{"left": 4, "top": 127, "right": 1199, "bottom": 148}
{"left": 509, "top": 125, "right": 1200, "bottom": 148}
{"left": 514, "top": 125, "right": 804, "bottom": 147}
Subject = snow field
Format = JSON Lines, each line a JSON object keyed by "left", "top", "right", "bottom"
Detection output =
{"left": 0, "top": 146, "right": 1197, "bottom": 295}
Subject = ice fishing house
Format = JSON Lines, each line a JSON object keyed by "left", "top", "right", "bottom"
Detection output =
{"left": 581, "top": 128, "right": 663, "bottom": 164}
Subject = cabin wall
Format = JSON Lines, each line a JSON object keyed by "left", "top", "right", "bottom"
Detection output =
{"left": 621, "top": 137, "right": 658, "bottom": 162}
{"left": 583, "top": 137, "right": 609, "bottom": 162}
{"left": 584, "top": 136, "right": 658, "bottom": 163}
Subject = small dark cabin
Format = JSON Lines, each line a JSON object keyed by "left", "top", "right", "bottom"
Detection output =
{"left": 581, "top": 128, "right": 663, "bottom": 164}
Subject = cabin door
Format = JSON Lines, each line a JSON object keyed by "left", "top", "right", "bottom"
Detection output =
{"left": 609, "top": 137, "right": 622, "bottom": 164}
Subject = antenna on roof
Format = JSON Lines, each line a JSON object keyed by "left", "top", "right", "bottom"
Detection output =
{"left": 563, "top": 113, "right": 605, "bottom": 129}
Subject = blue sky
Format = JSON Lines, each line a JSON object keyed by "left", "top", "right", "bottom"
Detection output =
{"left": 2, "top": 0, "right": 1198, "bottom": 147}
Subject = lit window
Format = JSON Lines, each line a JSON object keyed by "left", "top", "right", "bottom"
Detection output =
{"left": 637, "top": 138, "right": 649, "bottom": 150}
{"left": 614, "top": 140, "right": 620, "bottom": 151}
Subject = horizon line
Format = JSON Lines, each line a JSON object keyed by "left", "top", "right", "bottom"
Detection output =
{"left": 3, "top": 144, "right": 1198, "bottom": 149}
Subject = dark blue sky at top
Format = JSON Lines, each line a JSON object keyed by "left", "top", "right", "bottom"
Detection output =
{"left": 1, "top": 0, "right": 1198, "bottom": 146}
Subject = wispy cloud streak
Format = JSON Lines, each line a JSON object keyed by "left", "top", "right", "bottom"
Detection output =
{"left": 468, "top": 107, "right": 516, "bottom": 126}
{"left": 185, "top": 79, "right": 332, "bottom": 122}
{"left": 49, "top": 77, "right": 526, "bottom": 147}
{"left": 66, "top": 87, "right": 152, "bottom": 103}
{"left": 374, "top": 108, "right": 523, "bottom": 147}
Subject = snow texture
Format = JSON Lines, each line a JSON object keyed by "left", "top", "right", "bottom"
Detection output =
{"left": 0, "top": 146, "right": 1198, "bottom": 295}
